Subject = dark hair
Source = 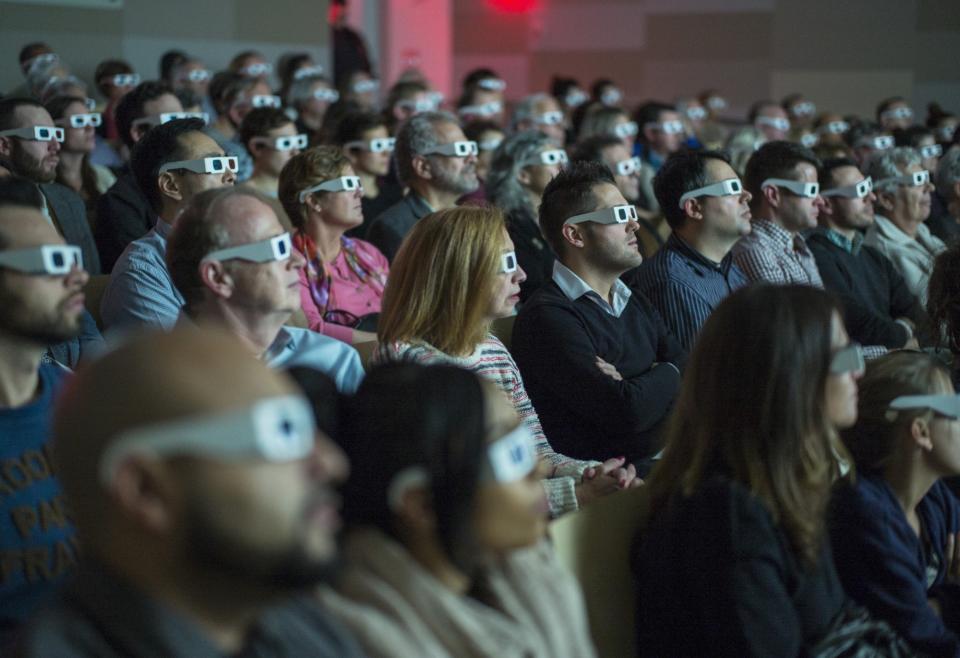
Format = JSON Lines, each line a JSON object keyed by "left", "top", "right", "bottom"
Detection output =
{"left": 384, "top": 80, "right": 428, "bottom": 129}
{"left": 893, "top": 125, "right": 934, "bottom": 149}
{"left": 0, "top": 177, "right": 45, "bottom": 250}
{"left": 550, "top": 76, "right": 580, "bottom": 101}
{"left": 462, "top": 119, "right": 502, "bottom": 143}
{"left": 334, "top": 109, "right": 386, "bottom": 145}
{"left": 571, "top": 134, "right": 626, "bottom": 165}
{"left": 45, "top": 95, "right": 103, "bottom": 206}
{"left": 844, "top": 121, "right": 880, "bottom": 149}
{"left": 130, "top": 117, "right": 206, "bottom": 213}
{"left": 0, "top": 97, "right": 44, "bottom": 132}
{"left": 744, "top": 140, "right": 821, "bottom": 209}
{"left": 817, "top": 157, "right": 860, "bottom": 191}
{"left": 115, "top": 81, "right": 175, "bottom": 148}
{"left": 94, "top": 59, "right": 134, "bottom": 96}
{"left": 284, "top": 366, "right": 340, "bottom": 439}
{"left": 747, "top": 99, "right": 780, "bottom": 124}
{"left": 338, "top": 363, "right": 487, "bottom": 571}
{"left": 538, "top": 160, "right": 615, "bottom": 256}
{"left": 239, "top": 107, "right": 294, "bottom": 152}
{"left": 208, "top": 71, "right": 256, "bottom": 116}
{"left": 19, "top": 43, "right": 51, "bottom": 67}
{"left": 642, "top": 284, "right": 845, "bottom": 566}
{"left": 926, "top": 103, "right": 955, "bottom": 131}
{"left": 229, "top": 50, "right": 265, "bottom": 72}
{"left": 654, "top": 149, "right": 732, "bottom": 230}
{"left": 174, "top": 87, "right": 202, "bottom": 111}
{"left": 463, "top": 67, "right": 499, "bottom": 90}
{"left": 633, "top": 101, "right": 676, "bottom": 144}
{"left": 159, "top": 50, "right": 188, "bottom": 83}
{"left": 316, "top": 99, "right": 364, "bottom": 145}
{"left": 781, "top": 93, "right": 803, "bottom": 111}
{"left": 877, "top": 96, "right": 908, "bottom": 123}
{"left": 590, "top": 78, "right": 616, "bottom": 100}
{"left": 928, "top": 242, "right": 960, "bottom": 354}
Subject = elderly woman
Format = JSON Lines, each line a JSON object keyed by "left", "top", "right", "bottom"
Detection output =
{"left": 278, "top": 146, "right": 388, "bottom": 345}
{"left": 865, "top": 146, "right": 944, "bottom": 304}
{"left": 486, "top": 131, "right": 565, "bottom": 302}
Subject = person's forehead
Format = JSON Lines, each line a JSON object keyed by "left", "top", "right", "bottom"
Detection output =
{"left": 480, "top": 128, "right": 503, "bottom": 142}
{"left": 434, "top": 121, "right": 466, "bottom": 142}
{"left": 602, "top": 143, "right": 629, "bottom": 163}
{"left": 179, "top": 131, "right": 224, "bottom": 158}
{"left": 833, "top": 165, "right": 864, "bottom": 185}
{"left": 659, "top": 110, "right": 681, "bottom": 122}
{"left": 703, "top": 157, "right": 736, "bottom": 182}
{"left": 250, "top": 81, "right": 273, "bottom": 96}
{"left": 362, "top": 124, "right": 389, "bottom": 139}
{"left": 902, "top": 161, "right": 923, "bottom": 174}
{"left": 917, "top": 135, "right": 935, "bottom": 147}
{"left": 143, "top": 93, "right": 184, "bottom": 116}
{"left": 0, "top": 206, "right": 65, "bottom": 248}
{"left": 794, "top": 161, "right": 818, "bottom": 181}
{"left": 221, "top": 195, "right": 283, "bottom": 243}
{"left": 13, "top": 104, "right": 54, "bottom": 128}
{"left": 533, "top": 96, "right": 560, "bottom": 113}
{"left": 63, "top": 100, "right": 88, "bottom": 116}
{"left": 183, "top": 60, "right": 205, "bottom": 71}
{"left": 266, "top": 122, "right": 297, "bottom": 138}
{"left": 759, "top": 105, "right": 788, "bottom": 118}
{"left": 592, "top": 181, "right": 627, "bottom": 206}
{"left": 309, "top": 79, "right": 332, "bottom": 92}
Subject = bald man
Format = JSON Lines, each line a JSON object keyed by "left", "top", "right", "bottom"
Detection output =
{"left": 0, "top": 183, "right": 87, "bottom": 647}
{"left": 165, "top": 187, "right": 365, "bottom": 393}
{"left": 19, "top": 327, "right": 363, "bottom": 656}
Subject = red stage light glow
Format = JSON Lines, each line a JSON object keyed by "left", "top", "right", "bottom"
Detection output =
{"left": 487, "top": 0, "right": 537, "bottom": 14}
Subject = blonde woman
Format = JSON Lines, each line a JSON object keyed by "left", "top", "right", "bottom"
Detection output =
{"left": 278, "top": 146, "right": 388, "bottom": 345}
{"left": 375, "top": 205, "right": 638, "bottom": 516}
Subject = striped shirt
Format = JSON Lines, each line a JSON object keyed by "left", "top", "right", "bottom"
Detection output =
{"left": 630, "top": 234, "right": 748, "bottom": 351}
{"left": 732, "top": 219, "right": 824, "bottom": 287}
{"left": 375, "top": 335, "right": 595, "bottom": 516}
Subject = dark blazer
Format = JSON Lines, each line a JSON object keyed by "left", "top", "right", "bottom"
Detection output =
{"left": 93, "top": 167, "right": 153, "bottom": 273}
{"left": 365, "top": 193, "right": 432, "bottom": 262}
{"left": 39, "top": 182, "right": 101, "bottom": 275}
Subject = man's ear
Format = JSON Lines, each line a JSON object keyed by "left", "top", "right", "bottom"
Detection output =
{"left": 681, "top": 198, "right": 704, "bottom": 223}
{"left": 157, "top": 171, "right": 183, "bottom": 204}
{"left": 110, "top": 457, "right": 182, "bottom": 535}
{"left": 0, "top": 135, "right": 13, "bottom": 159}
{"left": 875, "top": 190, "right": 895, "bottom": 212}
{"left": 762, "top": 184, "right": 780, "bottom": 209}
{"left": 910, "top": 416, "right": 934, "bottom": 452}
{"left": 411, "top": 154, "right": 432, "bottom": 181}
{"left": 198, "top": 259, "right": 234, "bottom": 300}
{"left": 561, "top": 223, "right": 586, "bottom": 250}
{"left": 393, "top": 485, "right": 435, "bottom": 533}
{"left": 517, "top": 167, "right": 532, "bottom": 187}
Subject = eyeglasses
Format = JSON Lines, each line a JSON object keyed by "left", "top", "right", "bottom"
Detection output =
{"left": 857, "top": 135, "right": 895, "bottom": 150}
{"left": 822, "top": 177, "right": 873, "bottom": 199}
{"left": 565, "top": 204, "right": 638, "bottom": 225}
{"left": 293, "top": 65, "right": 325, "bottom": 80}
{"left": 876, "top": 170, "right": 930, "bottom": 188}
{"left": 478, "top": 138, "right": 503, "bottom": 152}
{"left": 110, "top": 73, "right": 141, "bottom": 87}
{"left": 686, "top": 106, "right": 708, "bottom": 121}
{"left": 756, "top": 116, "right": 791, "bottom": 132}
{"left": 352, "top": 79, "right": 380, "bottom": 94}
{"left": 818, "top": 121, "right": 850, "bottom": 135}
{"left": 615, "top": 156, "right": 642, "bottom": 177}
{"left": 240, "top": 63, "right": 273, "bottom": 78}
{"left": 564, "top": 90, "right": 588, "bottom": 107}
{"left": 482, "top": 424, "right": 538, "bottom": 483}
{"left": 457, "top": 101, "right": 503, "bottom": 118}
{"left": 920, "top": 144, "right": 943, "bottom": 159}
{"left": 322, "top": 309, "right": 362, "bottom": 328}
{"left": 645, "top": 120, "right": 685, "bottom": 135}
{"left": 0, "top": 245, "right": 83, "bottom": 275}
{"left": 500, "top": 251, "right": 518, "bottom": 274}
{"left": 312, "top": 88, "right": 340, "bottom": 103}
{"left": 181, "top": 68, "right": 212, "bottom": 82}
{"left": 830, "top": 343, "right": 864, "bottom": 375}
{"left": 132, "top": 112, "right": 209, "bottom": 129}
{"left": 420, "top": 140, "right": 478, "bottom": 157}
{"left": 25, "top": 52, "right": 58, "bottom": 74}
{"left": 706, "top": 96, "right": 727, "bottom": 111}
{"left": 476, "top": 77, "right": 506, "bottom": 92}
{"left": 57, "top": 113, "right": 102, "bottom": 129}
{"left": 881, "top": 106, "right": 913, "bottom": 121}
{"left": 426, "top": 92, "right": 444, "bottom": 109}
{"left": 249, "top": 95, "right": 282, "bottom": 109}
{"left": 678, "top": 178, "right": 744, "bottom": 208}
{"left": 299, "top": 176, "right": 363, "bottom": 202}
{"left": 613, "top": 121, "right": 639, "bottom": 138}
{"left": 254, "top": 134, "right": 308, "bottom": 151}
{"left": 889, "top": 394, "right": 960, "bottom": 420}
{"left": 791, "top": 101, "right": 817, "bottom": 116}
{"left": 158, "top": 156, "right": 239, "bottom": 175}
{"left": 761, "top": 178, "right": 820, "bottom": 198}
{"left": 397, "top": 98, "right": 435, "bottom": 114}
{"left": 939, "top": 125, "right": 957, "bottom": 143}
{"left": 204, "top": 232, "right": 292, "bottom": 263}
{"left": 801, "top": 133, "right": 818, "bottom": 148}
{"left": 345, "top": 137, "right": 395, "bottom": 153}
{"left": 534, "top": 111, "right": 564, "bottom": 126}
{"left": 524, "top": 149, "right": 568, "bottom": 167}
{"left": 0, "top": 125, "right": 65, "bottom": 142}
{"left": 99, "top": 395, "right": 316, "bottom": 485}
{"left": 600, "top": 88, "right": 623, "bottom": 106}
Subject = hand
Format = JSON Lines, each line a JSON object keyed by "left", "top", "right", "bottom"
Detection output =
{"left": 596, "top": 356, "right": 623, "bottom": 382}
{"left": 945, "top": 532, "right": 960, "bottom": 583}
{"left": 576, "top": 457, "right": 643, "bottom": 507}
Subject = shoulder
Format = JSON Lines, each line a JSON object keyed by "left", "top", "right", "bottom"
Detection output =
{"left": 373, "top": 196, "right": 416, "bottom": 225}
{"left": 351, "top": 238, "right": 389, "bottom": 265}
{"left": 285, "top": 327, "right": 358, "bottom": 358}
{"left": 830, "top": 474, "right": 897, "bottom": 524}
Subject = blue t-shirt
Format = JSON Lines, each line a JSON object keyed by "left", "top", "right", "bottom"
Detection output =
{"left": 0, "top": 364, "right": 78, "bottom": 646}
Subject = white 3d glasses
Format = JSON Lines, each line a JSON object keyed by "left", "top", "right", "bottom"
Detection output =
{"left": 524, "top": 149, "right": 568, "bottom": 167}
{"left": 352, "top": 79, "right": 380, "bottom": 94}
{"left": 110, "top": 73, "right": 141, "bottom": 87}
{"left": 240, "top": 63, "right": 273, "bottom": 78}
{"left": 0, "top": 125, "right": 65, "bottom": 142}
{"left": 458, "top": 101, "right": 503, "bottom": 118}
{"left": 686, "top": 106, "right": 708, "bottom": 121}
{"left": 534, "top": 111, "right": 564, "bottom": 126}
{"left": 57, "top": 113, "right": 102, "bottom": 129}
{"left": 645, "top": 120, "right": 685, "bottom": 135}
{"left": 99, "top": 395, "right": 316, "bottom": 485}
{"left": 876, "top": 170, "right": 930, "bottom": 188}
{"left": 204, "top": 232, "right": 292, "bottom": 264}
{"left": 678, "top": 178, "right": 743, "bottom": 208}
{"left": 293, "top": 65, "right": 325, "bottom": 80}
{"left": 761, "top": 178, "right": 820, "bottom": 198}
{"left": 756, "top": 116, "right": 791, "bottom": 132}
{"left": 791, "top": 101, "right": 817, "bottom": 116}
{"left": 830, "top": 343, "right": 864, "bottom": 375}
{"left": 888, "top": 394, "right": 960, "bottom": 420}
{"left": 500, "top": 251, "right": 518, "bottom": 274}
{"left": 821, "top": 177, "right": 873, "bottom": 199}
{"left": 857, "top": 135, "right": 894, "bottom": 151}
{"left": 565, "top": 204, "right": 638, "bottom": 225}
{"left": 132, "top": 112, "right": 209, "bottom": 128}
{"left": 476, "top": 77, "right": 506, "bottom": 92}
{"left": 565, "top": 89, "right": 588, "bottom": 108}
{"left": 250, "top": 95, "right": 283, "bottom": 109}
{"left": 345, "top": 137, "right": 395, "bottom": 153}
{"left": 615, "top": 156, "right": 642, "bottom": 177}
{"left": 881, "top": 106, "right": 913, "bottom": 121}
{"left": 299, "top": 176, "right": 363, "bottom": 202}
{"left": 600, "top": 88, "right": 622, "bottom": 106}
{"left": 254, "top": 134, "right": 308, "bottom": 151}
{"left": 613, "top": 121, "right": 639, "bottom": 138}
{"left": 421, "top": 140, "right": 478, "bottom": 157}
{"left": 479, "top": 138, "right": 503, "bottom": 152}
{"left": 0, "top": 245, "right": 83, "bottom": 275}
{"left": 158, "top": 156, "right": 239, "bottom": 175}
{"left": 818, "top": 121, "right": 850, "bottom": 135}
{"left": 181, "top": 68, "right": 212, "bottom": 83}
{"left": 920, "top": 144, "right": 943, "bottom": 159}
{"left": 312, "top": 88, "right": 341, "bottom": 103}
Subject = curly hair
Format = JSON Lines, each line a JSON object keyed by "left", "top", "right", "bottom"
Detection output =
{"left": 277, "top": 145, "right": 350, "bottom": 230}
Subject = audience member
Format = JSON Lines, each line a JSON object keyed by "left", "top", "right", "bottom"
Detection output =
{"left": 239, "top": 107, "right": 304, "bottom": 200}
{"left": 577, "top": 105, "right": 637, "bottom": 152}
{"left": 207, "top": 71, "right": 273, "bottom": 182}
{"left": 815, "top": 112, "right": 851, "bottom": 149}
{"left": 339, "top": 70, "right": 380, "bottom": 111}
{"left": 319, "top": 363, "right": 596, "bottom": 657}
{"left": 93, "top": 59, "right": 138, "bottom": 145}
{"left": 846, "top": 121, "right": 894, "bottom": 170}
{"left": 100, "top": 118, "right": 235, "bottom": 330}
{"left": 878, "top": 96, "right": 915, "bottom": 133}
{"left": 170, "top": 56, "right": 215, "bottom": 119}
{"left": 733, "top": 141, "right": 825, "bottom": 285}
{"left": 464, "top": 120, "right": 505, "bottom": 184}
{"left": 831, "top": 351, "right": 960, "bottom": 658}
{"left": 927, "top": 242, "right": 960, "bottom": 388}
{"left": 511, "top": 94, "right": 566, "bottom": 148}
{"left": 366, "top": 111, "right": 478, "bottom": 261}
{"left": 95, "top": 81, "right": 184, "bottom": 272}
{"left": 865, "top": 146, "right": 944, "bottom": 304}
{"left": 634, "top": 284, "right": 878, "bottom": 656}
{"left": 591, "top": 78, "right": 622, "bottom": 108}
{"left": 377, "top": 206, "right": 638, "bottom": 514}
{"left": 486, "top": 131, "right": 565, "bottom": 301}
{"left": 460, "top": 67, "right": 506, "bottom": 126}
{"left": 165, "top": 186, "right": 365, "bottom": 392}
{"left": 0, "top": 185, "right": 86, "bottom": 648}
{"left": 512, "top": 162, "right": 686, "bottom": 468}
{"left": 383, "top": 80, "right": 432, "bottom": 135}
{"left": 19, "top": 327, "right": 363, "bottom": 656}
{"left": 286, "top": 74, "right": 339, "bottom": 140}
{"left": 631, "top": 150, "right": 751, "bottom": 350}
{"left": 278, "top": 146, "right": 387, "bottom": 345}
{"left": 809, "top": 157, "right": 925, "bottom": 350}
{"left": 0, "top": 97, "right": 101, "bottom": 274}
{"left": 230, "top": 49, "right": 273, "bottom": 83}
{"left": 929, "top": 147, "right": 960, "bottom": 245}
{"left": 750, "top": 100, "right": 792, "bottom": 142}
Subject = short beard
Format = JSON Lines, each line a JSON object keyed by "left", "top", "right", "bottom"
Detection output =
{"left": 433, "top": 162, "right": 479, "bottom": 196}
{"left": 0, "top": 282, "right": 82, "bottom": 345}
{"left": 10, "top": 141, "right": 55, "bottom": 184}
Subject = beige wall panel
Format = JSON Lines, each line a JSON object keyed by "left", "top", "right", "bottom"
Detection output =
{"left": 770, "top": 69, "right": 915, "bottom": 118}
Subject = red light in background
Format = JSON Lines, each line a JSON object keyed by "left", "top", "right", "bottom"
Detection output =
{"left": 487, "top": 0, "right": 538, "bottom": 14}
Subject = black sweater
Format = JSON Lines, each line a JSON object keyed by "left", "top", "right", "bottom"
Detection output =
{"left": 807, "top": 230, "right": 926, "bottom": 349}
{"left": 505, "top": 206, "right": 555, "bottom": 303}
{"left": 511, "top": 280, "right": 686, "bottom": 464}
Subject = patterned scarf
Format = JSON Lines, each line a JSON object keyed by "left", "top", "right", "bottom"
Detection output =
{"left": 293, "top": 231, "right": 387, "bottom": 316}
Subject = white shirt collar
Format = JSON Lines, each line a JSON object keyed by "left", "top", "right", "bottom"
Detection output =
{"left": 551, "top": 261, "right": 632, "bottom": 317}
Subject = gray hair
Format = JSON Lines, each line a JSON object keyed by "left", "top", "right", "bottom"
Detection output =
{"left": 577, "top": 105, "right": 628, "bottom": 143}
{"left": 286, "top": 74, "right": 332, "bottom": 109}
{"left": 936, "top": 147, "right": 960, "bottom": 202}
{"left": 510, "top": 93, "right": 551, "bottom": 132}
{"left": 486, "top": 131, "right": 552, "bottom": 215}
{"left": 395, "top": 110, "right": 459, "bottom": 186}
{"left": 867, "top": 146, "right": 922, "bottom": 195}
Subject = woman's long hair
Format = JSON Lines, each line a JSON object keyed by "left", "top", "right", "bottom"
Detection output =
{"left": 378, "top": 206, "right": 505, "bottom": 356}
{"left": 45, "top": 95, "right": 102, "bottom": 210}
{"left": 642, "top": 285, "right": 845, "bottom": 565}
